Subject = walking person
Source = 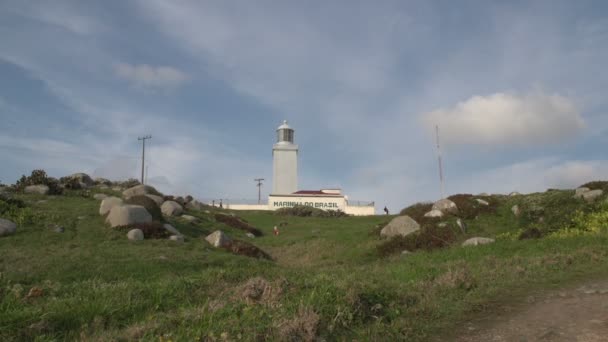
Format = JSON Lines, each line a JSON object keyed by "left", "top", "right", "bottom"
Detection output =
{"left": 384, "top": 206, "right": 389, "bottom": 215}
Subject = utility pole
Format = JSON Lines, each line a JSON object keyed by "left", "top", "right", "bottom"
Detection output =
{"left": 138, "top": 135, "right": 151, "bottom": 185}
{"left": 435, "top": 125, "right": 445, "bottom": 199}
{"left": 254, "top": 178, "right": 265, "bottom": 204}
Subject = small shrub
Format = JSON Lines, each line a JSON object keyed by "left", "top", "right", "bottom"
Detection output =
{"left": 226, "top": 240, "right": 272, "bottom": 260}
{"left": 275, "top": 205, "right": 347, "bottom": 217}
{"left": 518, "top": 227, "right": 542, "bottom": 240}
{"left": 214, "top": 213, "right": 263, "bottom": 236}
{"left": 15, "top": 169, "right": 63, "bottom": 195}
{"left": 377, "top": 224, "right": 457, "bottom": 257}
{"left": 399, "top": 202, "right": 433, "bottom": 222}
{"left": 434, "top": 263, "right": 476, "bottom": 291}
{"left": 59, "top": 176, "right": 83, "bottom": 190}
{"left": 124, "top": 195, "right": 164, "bottom": 222}
{"left": 579, "top": 180, "right": 608, "bottom": 192}
{"left": 114, "top": 221, "right": 170, "bottom": 239}
{"left": 277, "top": 306, "right": 319, "bottom": 342}
{"left": 447, "top": 194, "right": 498, "bottom": 219}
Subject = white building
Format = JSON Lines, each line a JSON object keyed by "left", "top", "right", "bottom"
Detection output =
{"left": 225, "top": 121, "right": 375, "bottom": 216}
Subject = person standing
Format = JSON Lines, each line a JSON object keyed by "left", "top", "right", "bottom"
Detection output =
{"left": 383, "top": 206, "right": 389, "bottom": 215}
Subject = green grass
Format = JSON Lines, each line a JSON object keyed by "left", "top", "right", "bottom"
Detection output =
{"left": 1, "top": 190, "right": 608, "bottom": 341}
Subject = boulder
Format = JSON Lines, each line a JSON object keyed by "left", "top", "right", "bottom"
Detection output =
{"left": 462, "top": 237, "right": 495, "bottom": 247}
{"left": 246, "top": 232, "right": 255, "bottom": 238}
{"left": 122, "top": 185, "right": 162, "bottom": 199}
{"left": 169, "top": 235, "right": 184, "bottom": 243}
{"left": 94, "top": 177, "right": 112, "bottom": 186}
{"left": 380, "top": 215, "right": 420, "bottom": 238}
{"left": 456, "top": 218, "right": 467, "bottom": 233}
{"left": 99, "top": 197, "right": 124, "bottom": 216}
{"left": 93, "top": 193, "right": 108, "bottom": 200}
{"left": 424, "top": 209, "right": 444, "bottom": 218}
{"left": 161, "top": 201, "right": 183, "bottom": 217}
{"left": 582, "top": 189, "right": 603, "bottom": 203}
{"left": 145, "top": 194, "right": 164, "bottom": 206}
{"left": 0, "top": 218, "right": 17, "bottom": 237}
{"left": 181, "top": 214, "right": 199, "bottom": 223}
{"left": 509, "top": 192, "right": 521, "bottom": 196}
{"left": 105, "top": 205, "right": 152, "bottom": 228}
{"left": 163, "top": 224, "right": 182, "bottom": 236}
{"left": 475, "top": 198, "right": 489, "bottom": 206}
{"left": 511, "top": 205, "right": 521, "bottom": 217}
{"left": 205, "top": 230, "right": 232, "bottom": 248}
{"left": 186, "top": 200, "right": 207, "bottom": 211}
{"left": 127, "top": 229, "right": 144, "bottom": 241}
{"left": 574, "top": 187, "right": 590, "bottom": 198}
{"left": 24, "top": 185, "right": 49, "bottom": 195}
{"left": 432, "top": 199, "right": 458, "bottom": 215}
{"left": 67, "top": 173, "right": 94, "bottom": 187}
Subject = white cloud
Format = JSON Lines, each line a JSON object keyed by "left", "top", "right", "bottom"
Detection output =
{"left": 423, "top": 91, "right": 585, "bottom": 146}
{"left": 114, "top": 63, "right": 189, "bottom": 89}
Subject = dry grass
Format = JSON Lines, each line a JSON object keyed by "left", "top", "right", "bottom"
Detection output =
{"left": 277, "top": 306, "right": 320, "bottom": 342}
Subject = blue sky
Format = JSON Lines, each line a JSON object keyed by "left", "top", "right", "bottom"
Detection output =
{"left": 1, "top": 0, "right": 607, "bottom": 212}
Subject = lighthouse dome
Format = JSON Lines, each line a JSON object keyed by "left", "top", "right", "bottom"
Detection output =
{"left": 276, "top": 120, "right": 294, "bottom": 144}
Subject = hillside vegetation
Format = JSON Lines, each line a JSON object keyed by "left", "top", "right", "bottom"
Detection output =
{"left": 2, "top": 177, "right": 608, "bottom": 341}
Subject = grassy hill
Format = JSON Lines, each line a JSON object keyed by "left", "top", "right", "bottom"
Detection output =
{"left": 2, "top": 185, "right": 608, "bottom": 341}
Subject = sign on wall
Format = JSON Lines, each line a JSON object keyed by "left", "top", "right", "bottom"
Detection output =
{"left": 268, "top": 195, "right": 345, "bottom": 211}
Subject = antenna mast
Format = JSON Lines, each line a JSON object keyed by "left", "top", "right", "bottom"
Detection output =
{"left": 435, "top": 125, "right": 445, "bottom": 199}
{"left": 254, "top": 178, "right": 265, "bottom": 204}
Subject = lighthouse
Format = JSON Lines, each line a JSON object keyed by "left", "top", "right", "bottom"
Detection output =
{"left": 272, "top": 120, "right": 298, "bottom": 195}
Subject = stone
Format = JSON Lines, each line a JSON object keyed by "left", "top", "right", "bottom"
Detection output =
{"left": 181, "top": 214, "right": 198, "bottom": 223}
{"left": 169, "top": 235, "right": 184, "bottom": 243}
{"left": 462, "top": 237, "right": 495, "bottom": 247}
{"left": 99, "top": 197, "right": 124, "bottom": 216}
{"left": 186, "top": 200, "right": 207, "bottom": 211}
{"left": 161, "top": 201, "right": 183, "bottom": 217}
{"left": 145, "top": 194, "right": 164, "bottom": 206}
{"left": 582, "top": 189, "right": 603, "bottom": 203}
{"left": 127, "top": 229, "right": 144, "bottom": 241}
{"left": 401, "top": 250, "right": 412, "bottom": 256}
{"left": 511, "top": 205, "right": 521, "bottom": 217}
{"left": 437, "top": 222, "right": 448, "bottom": 228}
{"left": 93, "top": 193, "right": 108, "bottom": 200}
{"left": 475, "top": 198, "right": 489, "bottom": 206}
{"left": 574, "top": 187, "right": 591, "bottom": 198}
{"left": 424, "top": 209, "right": 444, "bottom": 218}
{"left": 477, "top": 192, "right": 489, "bottom": 196}
{"left": 67, "top": 173, "right": 94, "bottom": 187}
{"left": 509, "top": 191, "right": 521, "bottom": 196}
{"left": 105, "top": 205, "right": 152, "bottom": 228}
{"left": 205, "top": 230, "right": 232, "bottom": 248}
{"left": 456, "top": 218, "right": 467, "bottom": 232}
{"left": 163, "top": 224, "right": 182, "bottom": 236}
{"left": 0, "top": 218, "right": 17, "bottom": 237}
{"left": 53, "top": 225, "right": 64, "bottom": 233}
{"left": 112, "top": 187, "right": 122, "bottom": 192}
{"left": 432, "top": 199, "right": 458, "bottom": 215}
{"left": 94, "top": 177, "right": 112, "bottom": 186}
{"left": 246, "top": 232, "right": 255, "bottom": 238}
{"left": 24, "top": 185, "right": 49, "bottom": 195}
{"left": 380, "top": 215, "right": 420, "bottom": 238}
{"left": 122, "top": 185, "right": 162, "bottom": 199}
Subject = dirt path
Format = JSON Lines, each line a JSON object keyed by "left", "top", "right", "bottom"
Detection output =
{"left": 452, "top": 280, "right": 608, "bottom": 341}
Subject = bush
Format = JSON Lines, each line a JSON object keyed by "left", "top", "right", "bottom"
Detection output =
{"left": 579, "top": 181, "right": 608, "bottom": 192}
{"left": 518, "top": 190, "right": 592, "bottom": 232}
{"left": 377, "top": 224, "right": 458, "bottom": 257}
{"left": 399, "top": 202, "right": 433, "bottom": 222}
{"left": 125, "top": 195, "right": 164, "bottom": 222}
{"left": 276, "top": 205, "right": 347, "bottom": 217}
{"left": 14, "top": 169, "right": 63, "bottom": 195}
{"left": 214, "top": 213, "right": 263, "bottom": 236}
{"left": 60, "top": 176, "right": 83, "bottom": 190}
{"left": 225, "top": 240, "right": 272, "bottom": 260}
{"left": 518, "top": 227, "right": 542, "bottom": 240}
{"left": 114, "top": 221, "right": 170, "bottom": 239}
{"left": 447, "top": 194, "right": 498, "bottom": 219}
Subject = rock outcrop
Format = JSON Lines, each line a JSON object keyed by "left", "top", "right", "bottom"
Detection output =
{"left": 122, "top": 185, "right": 162, "bottom": 199}
{"left": 432, "top": 199, "right": 459, "bottom": 215}
{"left": 105, "top": 205, "right": 152, "bottom": 228}
{"left": 380, "top": 216, "right": 420, "bottom": 238}
{"left": 99, "top": 197, "right": 124, "bottom": 216}
{"left": 0, "top": 218, "right": 17, "bottom": 237}
{"left": 205, "top": 230, "right": 232, "bottom": 248}
{"left": 161, "top": 201, "right": 183, "bottom": 217}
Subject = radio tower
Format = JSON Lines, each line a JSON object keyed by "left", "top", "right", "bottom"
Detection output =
{"left": 435, "top": 125, "right": 445, "bottom": 199}
{"left": 254, "top": 178, "right": 265, "bottom": 204}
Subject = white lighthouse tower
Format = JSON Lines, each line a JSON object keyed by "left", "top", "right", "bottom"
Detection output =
{"left": 272, "top": 120, "right": 298, "bottom": 195}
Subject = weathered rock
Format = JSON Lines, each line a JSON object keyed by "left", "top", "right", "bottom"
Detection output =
{"left": 424, "top": 209, "right": 444, "bottom": 218}
{"left": 401, "top": 250, "right": 412, "bottom": 256}
{"left": 477, "top": 192, "right": 489, "bottom": 196}
{"left": 112, "top": 187, "right": 122, "bottom": 192}
{"left": 475, "top": 198, "right": 489, "bottom": 206}
{"left": 122, "top": 185, "right": 162, "bottom": 199}
{"left": 24, "top": 185, "right": 49, "bottom": 195}
{"left": 511, "top": 205, "right": 521, "bottom": 217}
{"left": 380, "top": 215, "right": 420, "bottom": 238}
{"left": 127, "top": 228, "right": 144, "bottom": 241}
{"left": 93, "top": 193, "right": 108, "bottom": 200}
{"left": 582, "top": 189, "right": 603, "bottom": 203}
{"left": 456, "top": 218, "right": 467, "bottom": 233}
{"left": 67, "top": 173, "right": 94, "bottom": 187}
{"left": 51, "top": 225, "right": 64, "bottom": 233}
{"left": 105, "top": 205, "right": 152, "bottom": 228}
{"left": 574, "top": 187, "right": 591, "bottom": 198}
{"left": 246, "top": 232, "right": 255, "bottom": 238}
{"left": 169, "top": 235, "right": 184, "bottom": 243}
{"left": 94, "top": 177, "right": 112, "bottom": 186}
{"left": 462, "top": 237, "right": 495, "bottom": 247}
{"left": 145, "top": 194, "right": 164, "bottom": 206}
{"left": 432, "top": 199, "right": 459, "bottom": 215}
{"left": 161, "top": 201, "right": 183, "bottom": 217}
{"left": 163, "top": 224, "right": 182, "bottom": 236}
{"left": 509, "top": 192, "right": 521, "bottom": 196}
{"left": 99, "top": 197, "right": 124, "bottom": 216}
{"left": 186, "top": 200, "right": 207, "bottom": 211}
{"left": 0, "top": 218, "right": 17, "bottom": 237}
{"left": 181, "top": 214, "right": 198, "bottom": 223}
{"left": 438, "top": 222, "right": 448, "bottom": 228}
{"left": 205, "top": 230, "right": 232, "bottom": 248}
{"left": 185, "top": 195, "right": 193, "bottom": 203}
